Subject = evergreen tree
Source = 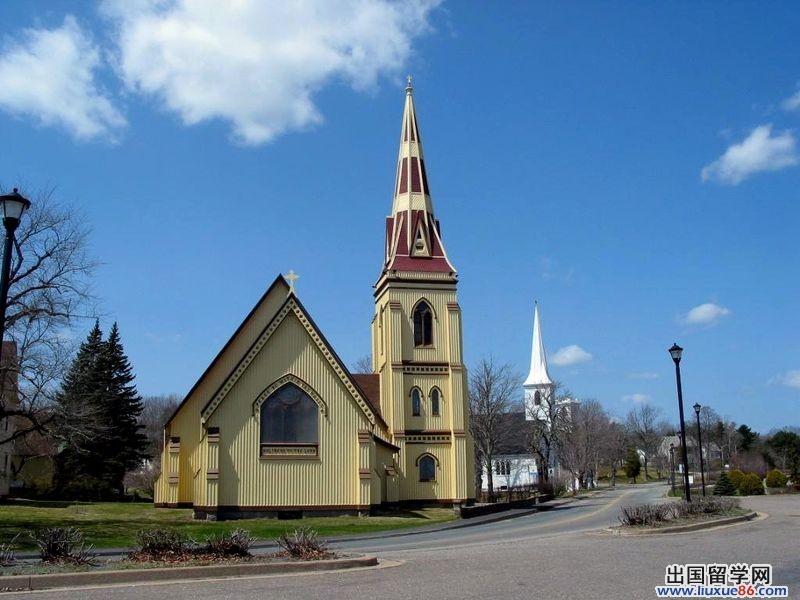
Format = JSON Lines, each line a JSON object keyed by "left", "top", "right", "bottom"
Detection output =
{"left": 53, "top": 322, "right": 147, "bottom": 499}
{"left": 624, "top": 447, "right": 641, "bottom": 483}
{"left": 97, "top": 323, "right": 148, "bottom": 496}
{"left": 713, "top": 470, "right": 737, "bottom": 496}
{"left": 53, "top": 321, "right": 108, "bottom": 496}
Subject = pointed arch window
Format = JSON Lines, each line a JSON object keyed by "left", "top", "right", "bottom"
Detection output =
{"left": 411, "top": 388, "right": 422, "bottom": 417}
{"left": 534, "top": 390, "right": 541, "bottom": 406}
{"left": 430, "top": 388, "right": 441, "bottom": 416}
{"left": 413, "top": 301, "right": 433, "bottom": 347}
{"left": 419, "top": 454, "right": 436, "bottom": 482}
{"left": 260, "top": 383, "right": 319, "bottom": 456}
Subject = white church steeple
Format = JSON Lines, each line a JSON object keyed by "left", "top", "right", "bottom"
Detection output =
{"left": 523, "top": 302, "right": 555, "bottom": 420}
{"left": 524, "top": 302, "right": 553, "bottom": 387}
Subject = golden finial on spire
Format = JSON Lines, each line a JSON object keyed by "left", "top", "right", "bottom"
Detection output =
{"left": 406, "top": 74, "right": 413, "bottom": 94}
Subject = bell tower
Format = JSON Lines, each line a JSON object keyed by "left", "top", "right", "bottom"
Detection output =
{"left": 371, "top": 78, "right": 474, "bottom": 505}
{"left": 523, "top": 302, "right": 556, "bottom": 422}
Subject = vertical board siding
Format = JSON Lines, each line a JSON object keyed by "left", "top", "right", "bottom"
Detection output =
{"left": 212, "top": 314, "right": 371, "bottom": 508}
{"left": 154, "top": 281, "right": 289, "bottom": 505}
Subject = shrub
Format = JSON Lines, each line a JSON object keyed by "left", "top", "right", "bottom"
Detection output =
{"left": 728, "top": 469, "right": 746, "bottom": 490}
{"left": 0, "top": 534, "right": 18, "bottom": 566}
{"left": 30, "top": 527, "right": 96, "bottom": 564}
{"left": 132, "top": 528, "right": 190, "bottom": 560}
{"left": 738, "top": 473, "right": 764, "bottom": 496}
{"left": 677, "top": 497, "right": 738, "bottom": 517}
{"left": 624, "top": 447, "right": 641, "bottom": 482}
{"left": 765, "top": 469, "right": 788, "bottom": 489}
{"left": 205, "top": 529, "right": 253, "bottom": 557}
{"left": 713, "top": 471, "right": 737, "bottom": 496}
{"left": 618, "top": 503, "right": 673, "bottom": 527}
{"left": 275, "top": 527, "right": 332, "bottom": 560}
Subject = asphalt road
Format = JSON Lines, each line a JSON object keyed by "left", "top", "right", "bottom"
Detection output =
{"left": 7, "top": 484, "right": 799, "bottom": 600}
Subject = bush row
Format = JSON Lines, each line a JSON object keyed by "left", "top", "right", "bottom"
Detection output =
{"left": 619, "top": 497, "right": 739, "bottom": 527}
{"left": 0, "top": 525, "right": 333, "bottom": 567}
{"left": 716, "top": 468, "right": 788, "bottom": 496}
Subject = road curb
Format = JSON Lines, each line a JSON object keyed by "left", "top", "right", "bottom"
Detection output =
{"left": 0, "top": 555, "right": 378, "bottom": 592}
{"left": 608, "top": 510, "right": 759, "bottom": 536}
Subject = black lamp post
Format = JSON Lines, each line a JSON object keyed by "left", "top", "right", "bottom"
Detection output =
{"left": 669, "top": 343, "right": 691, "bottom": 502}
{"left": 0, "top": 188, "right": 30, "bottom": 365}
{"left": 669, "top": 443, "right": 676, "bottom": 494}
{"left": 693, "top": 402, "right": 706, "bottom": 496}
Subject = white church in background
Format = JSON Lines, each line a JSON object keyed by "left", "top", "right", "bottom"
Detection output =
{"left": 481, "top": 302, "right": 553, "bottom": 491}
{"left": 523, "top": 302, "right": 555, "bottom": 422}
{"left": 481, "top": 302, "right": 579, "bottom": 492}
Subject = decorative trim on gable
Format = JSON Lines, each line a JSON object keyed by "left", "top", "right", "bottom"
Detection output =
{"left": 251, "top": 374, "right": 328, "bottom": 418}
{"left": 201, "top": 296, "right": 377, "bottom": 426}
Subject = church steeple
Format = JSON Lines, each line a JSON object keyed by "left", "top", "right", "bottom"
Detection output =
{"left": 524, "top": 302, "right": 553, "bottom": 387}
{"left": 381, "top": 77, "right": 455, "bottom": 278}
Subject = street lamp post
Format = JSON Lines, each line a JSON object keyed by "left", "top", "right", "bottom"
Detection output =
{"left": 694, "top": 403, "right": 707, "bottom": 497}
{"left": 669, "top": 443, "right": 676, "bottom": 494}
{"left": 0, "top": 188, "right": 31, "bottom": 365}
{"left": 669, "top": 343, "right": 692, "bottom": 502}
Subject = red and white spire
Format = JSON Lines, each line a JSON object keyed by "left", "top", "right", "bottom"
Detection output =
{"left": 381, "top": 77, "right": 455, "bottom": 277}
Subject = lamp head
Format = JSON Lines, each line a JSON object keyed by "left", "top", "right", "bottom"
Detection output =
{"left": 693, "top": 403, "right": 701, "bottom": 415}
{"left": 0, "top": 188, "right": 31, "bottom": 231}
{"left": 668, "top": 343, "right": 683, "bottom": 364}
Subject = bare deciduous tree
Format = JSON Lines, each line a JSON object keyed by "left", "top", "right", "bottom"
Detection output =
{"left": 625, "top": 404, "right": 665, "bottom": 479}
{"left": 124, "top": 394, "right": 181, "bottom": 496}
{"left": 351, "top": 354, "right": 373, "bottom": 374}
{"left": 468, "top": 358, "right": 520, "bottom": 501}
{"left": 527, "top": 383, "right": 572, "bottom": 484}
{"left": 601, "top": 420, "right": 630, "bottom": 486}
{"left": 559, "top": 399, "right": 610, "bottom": 489}
{"left": 0, "top": 188, "right": 97, "bottom": 446}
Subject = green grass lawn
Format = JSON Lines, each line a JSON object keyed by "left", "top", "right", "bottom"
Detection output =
{"left": 0, "top": 501, "right": 456, "bottom": 550}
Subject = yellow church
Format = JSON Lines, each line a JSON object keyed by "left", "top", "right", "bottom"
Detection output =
{"left": 154, "top": 80, "right": 475, "bottom": 518}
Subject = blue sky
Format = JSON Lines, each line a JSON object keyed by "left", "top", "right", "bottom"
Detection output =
{"left": 0, "top": 2, "right": 798, "bottom": 433}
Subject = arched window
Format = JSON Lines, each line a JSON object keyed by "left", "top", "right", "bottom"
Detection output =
{"left": 260, "top": 383, "right": 319, "bottom": 451}
{"left": 430, "top": 388, "right": 441, "bottom": 416}
{"left": 411, "top": 388, "right": 422, "bottom": 416}
{"left": 534, "top": 390, "right": 541, "bottom": 406}
{"left": 419, "top": 455, "right": 436, "bottom": 482}
{"left": 413, "top": 301, "right": 434, "bottom": 347}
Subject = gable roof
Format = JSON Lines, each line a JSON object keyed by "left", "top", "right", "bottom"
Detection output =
{"left": 199, "top": 288, "right": 388, "bottom": 430}
{"left": 165, "top": 275, "right": 290, "bottom": 427}
{"left": 351, "top": 373, "right": 381, "bottom": 419}
{"left": 495, "top": 411, "right": 532, "bottom": 455}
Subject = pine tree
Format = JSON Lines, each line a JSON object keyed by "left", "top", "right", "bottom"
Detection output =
{"left": 53, "top": 321, "right": 108, "bottom": 496}
{"left": 624, "top": 447, "right": 641, "bottom": 483}
{"left": 713, "top": 470, "right": 737, "bottom": 496}
{"left": 98, "top": 322, "right": 148, "bottom": 496}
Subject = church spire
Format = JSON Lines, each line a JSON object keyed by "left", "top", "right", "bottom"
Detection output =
{"left": 524, "top": 302, "right": 554, "bottom": 387}
{"left": 380, "top": 78, "right": 455, "bottom": 278}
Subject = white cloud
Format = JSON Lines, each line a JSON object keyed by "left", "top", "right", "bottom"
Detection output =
{"left": 623, "top": 393, "right": 651, "bottom": 405}
{"left": 627, "top": 371, "right": 659, "bottom": 380}
{"left": 682, "top": 302, "right": 731, "bottom": 326}
{"left": 701, "top": 125, "right": 799, "bottom": 185}
{"left": 0, "top": 16, "right": 125, "bottom": 141}
{"left": 782, "top": 88, "right": 800, "bottom": 111}
{"left": 102, "top": 0, "right": 440, "bottom": 145}
{"left": 550, "top": 344, "right": 593, "bottom": 367}
{"left": 772, "top": 370, "right": 800, "bottom": 390}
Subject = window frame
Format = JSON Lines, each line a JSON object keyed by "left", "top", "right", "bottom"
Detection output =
{"left": 418, "top": 454, "right": 436, "bottom": 482}
{"left": 259, "top": 382, "right": 320, "bottom": 460}
{"left": 430, "top": 387, "right": 441, "bottom": 416}
{"left": 412, "top": 300, "right": 434, "bottom": 347}
{"left": 411, "top": 387, "right": 422, "bottom": 417}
